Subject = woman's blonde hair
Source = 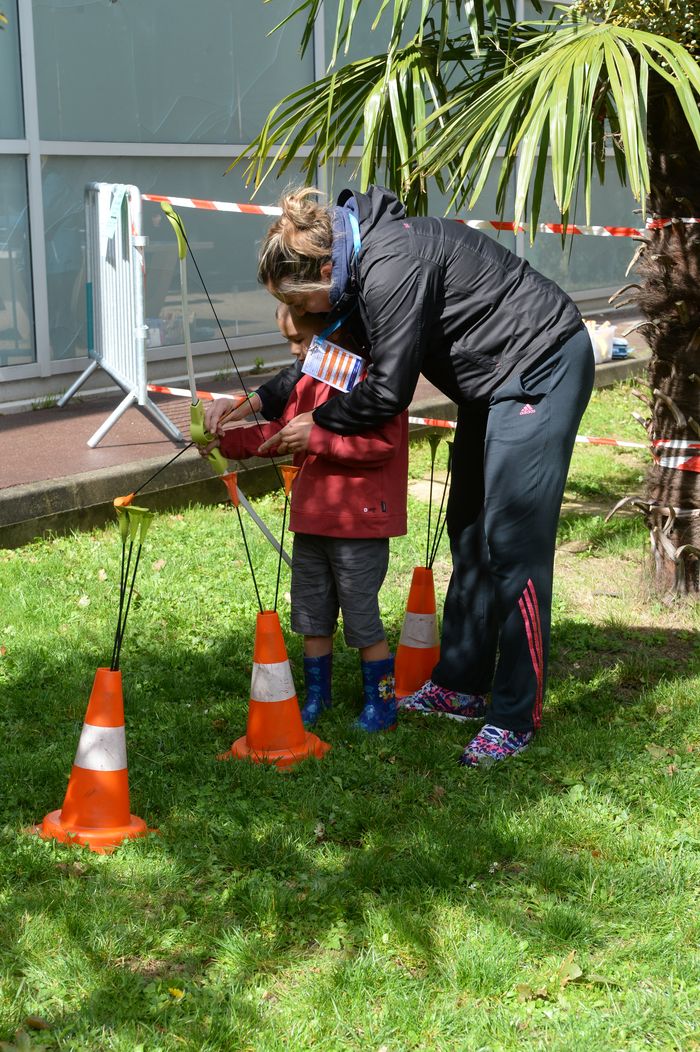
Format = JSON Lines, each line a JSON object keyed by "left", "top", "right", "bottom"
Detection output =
{"left": 258, "top": 187, "right": 334, "bottom": 296}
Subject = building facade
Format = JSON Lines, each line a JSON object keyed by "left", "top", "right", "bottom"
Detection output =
{"left": 0, "top": 0, "right": 637, "bottom": 412}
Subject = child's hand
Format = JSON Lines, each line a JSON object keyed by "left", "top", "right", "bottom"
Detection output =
{"left": 197, "top": 435, "right": 221, "bottom": 458}
{"left": 205, "top": 394, "right": 262, "bottom": 435}
{"left": 258, "top": 412, "right": 314, "bottom": 455}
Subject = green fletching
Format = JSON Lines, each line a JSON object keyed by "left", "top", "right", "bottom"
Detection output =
{"left": 126, "top": 505, "right": 153, "bottom": 543}
{"left": 160, "top": 202, "right": 187, "bottom": 260}
{"left": 115, "top": 506, "right": 129, "bottom": 541}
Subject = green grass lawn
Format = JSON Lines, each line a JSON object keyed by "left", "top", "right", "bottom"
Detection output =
{"left": 1, "top": 381, "right": 699, "bottom": 1051}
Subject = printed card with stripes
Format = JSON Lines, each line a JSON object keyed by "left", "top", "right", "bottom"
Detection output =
{"left": 302, "top": 336, "right": 365, "bottom": 393}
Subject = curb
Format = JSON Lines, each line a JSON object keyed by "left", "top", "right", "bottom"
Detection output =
{"left": 0, "top": 355, "right": 650, "bottom": 549}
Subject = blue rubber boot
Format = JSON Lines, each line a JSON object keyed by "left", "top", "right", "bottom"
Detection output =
{"left": 356, "top": 656, "right": 397, "bottom": 732}
{"left": 300, "top": 653, "right": 332, "bottom": 727}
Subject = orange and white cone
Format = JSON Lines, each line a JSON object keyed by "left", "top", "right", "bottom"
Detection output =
{"left": 37, "top": 668, "right": 149, "bottom": 853}
{"left": 222, "top": 610, "right": 330, "bottom": 768}
{"left": 394, "top": 566, "right": 441, "bottom": 698}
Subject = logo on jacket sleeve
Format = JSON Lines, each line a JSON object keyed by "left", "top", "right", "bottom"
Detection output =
{"left": 519, "top": 404, "right": 537, "bottom": 416}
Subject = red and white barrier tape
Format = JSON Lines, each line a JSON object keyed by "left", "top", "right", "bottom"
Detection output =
{"left": 651, "top": 438, "right": 700, "bottom": 450}
{"left": 142, "top": 193, "right": 700, "bottom": 238}
{"left": 575, "top": 435, "right": 647, "bottom": 450}
{"left": 407, "top": 415, "right": 700, "bottom": 471}
{"left": 148, "top": 383, "right": 233, "bottom": 401}
{"left": 408, "top": 415, "right": 649, "bottom": 448}
{"left": 143, "top": 194, "right": 282, "bottom": 217}
{"left": 655, "top": 453, "right": 700, "bottom": 473}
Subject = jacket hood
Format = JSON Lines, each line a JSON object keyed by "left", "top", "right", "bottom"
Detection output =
{"left": 327, "top": 186, "right": 407, "bottom": 322}
{"left": 337, "top": 186, "right": 406, "bottom": 233}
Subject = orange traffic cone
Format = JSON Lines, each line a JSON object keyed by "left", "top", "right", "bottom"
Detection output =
{"left": 394, "top": 566, "right": 441, "bottom": 698}
{"left": 222, "top": 610, "right": 330, "bottom": 768}
{"left": 37, "top": 668, "right": 150, "bottom": 853}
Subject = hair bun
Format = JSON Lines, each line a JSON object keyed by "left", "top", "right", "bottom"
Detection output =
{"left": 282, "top": 187, "right": 324, "bottom": 231}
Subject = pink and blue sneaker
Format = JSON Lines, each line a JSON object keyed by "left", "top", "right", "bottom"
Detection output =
{"left": 398, "top": 679, "right": 487, "bottom": 721}
{"left": 459, "top": 724, "right": 534, "bottom": 767}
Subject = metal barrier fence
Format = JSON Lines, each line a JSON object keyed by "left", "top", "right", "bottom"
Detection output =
{"left": 58, "top": 183, "right": 184, "bottom": 447}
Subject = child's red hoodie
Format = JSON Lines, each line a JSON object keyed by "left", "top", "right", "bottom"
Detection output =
{"left": 219, "top": 374, "right": 408, "bottom": 539}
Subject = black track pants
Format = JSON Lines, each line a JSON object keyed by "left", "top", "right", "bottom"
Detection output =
{"left": 431, "top": 325, "right": 594, "bottom": 732}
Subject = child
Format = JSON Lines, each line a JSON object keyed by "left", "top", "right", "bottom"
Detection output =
{"left": 210, "top": 305, "right": 408, "bottom": 732}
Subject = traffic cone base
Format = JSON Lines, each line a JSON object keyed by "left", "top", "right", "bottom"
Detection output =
{"left": 395, "top": 567, "right": 441, "bottom": 698}
{"left": 36, "top": 668, "right": 150, "bottom": 854}
{"left": 225, "top": 729, "right": 330, "bottom": 769}
{"left": 221, "top": 610, "right": 330, "bottom": 768}
{"left": 38, "top": 809, "right": 148, "bottom": 854}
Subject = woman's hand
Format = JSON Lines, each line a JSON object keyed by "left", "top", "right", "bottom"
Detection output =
{"left": 257, "top": 412, "right": 314, "bottom": 455}
{"left": 204, "top": 393, "right": 262, "bottom": 436}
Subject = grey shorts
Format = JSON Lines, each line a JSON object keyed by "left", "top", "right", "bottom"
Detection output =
{"left": 290, "top": 534, "right": 390, "bottom": 648}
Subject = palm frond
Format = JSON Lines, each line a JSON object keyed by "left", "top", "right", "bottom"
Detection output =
{"left": 420, "top": 21, "right": 700, "bottom": 226}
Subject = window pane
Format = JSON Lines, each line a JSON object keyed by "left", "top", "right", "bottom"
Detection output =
{"left": 0, "top": 157, "right": 34, "bottom": 367}
{"left": 522, "top": 161, "right": 638, "bottom": 293}
{"left": 33, "top": 0, "right": 314, "bottom": 144}
{"left": 0, "top": 0, "right": 24, "bottom": 139}
{"left": 42, "top": 156, "right": 303, "bottom": 360}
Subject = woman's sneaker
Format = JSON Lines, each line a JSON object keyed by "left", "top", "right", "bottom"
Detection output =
{"left": 459, "top": 724, "right": 534, "bottom": 767}
{"left": 399, "top": 680, "right": 487, "bottom": 721}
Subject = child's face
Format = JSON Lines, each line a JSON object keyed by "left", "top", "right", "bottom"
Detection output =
{"left": 276, "top": 305, "right": 323, "bottom": 361}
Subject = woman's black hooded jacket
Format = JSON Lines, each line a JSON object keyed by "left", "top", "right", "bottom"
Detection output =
{"left": 258, "top": 186, "right": 583, "bottom": 436}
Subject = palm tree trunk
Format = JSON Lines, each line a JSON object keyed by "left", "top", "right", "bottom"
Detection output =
{"left": 632, "top": 73, "right": 700, "bottom": 594}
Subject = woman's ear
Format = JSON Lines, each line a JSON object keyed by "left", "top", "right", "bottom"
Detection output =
{"left": 320, "top": 261, "right": 333, "bottom": 284}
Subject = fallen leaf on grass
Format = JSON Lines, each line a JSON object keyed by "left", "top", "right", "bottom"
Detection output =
{"left": 516, "top": 983, "right": 550, "bottom": 1002}
{"left": 666, "top": 764, "right": 680, "bottom": 777}
{"left": 646, "top": 743, "right": 673, "bottom": 760}
{"left": 77, "top": 595, "right": 90, "bottom": 607}
{"left": 24, "top": 1018, "right": 50, "bottom": 1031}
{"left": 56, "top": 861, "right": 89, "bottom": 878}
{"left": 557, "top": 950, "right": 583, "bottom": 989}
{"left": 0, "top": 646, "right": 6, "bottom": 657}
{"left": 98, "top": 568, "right": 108, "bottom": 581}
{"left": 152, "top": 559, "right": 166, "bottom": 572}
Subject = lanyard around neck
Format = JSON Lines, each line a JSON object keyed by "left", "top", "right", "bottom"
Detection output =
{"left": 348, "top": 211, "right": 362, "bottom": 257}
{"left": 320, "top": 306, "right": 355, "bottom": 340}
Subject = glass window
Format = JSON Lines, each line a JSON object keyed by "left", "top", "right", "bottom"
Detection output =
{"left": 42, "top": 156, "right": 304, "bottom": 360}
{"left": 33, "top": 0, "right": 314, "bottom": 144}
{"left": 0, "top": 0, "right": 24, "bottom": 139}
{"left": 522, "top": 160, "right": 639, "bottom": 293}
{"left": 0, "top": 157, "right": 35, "bottom": 367}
